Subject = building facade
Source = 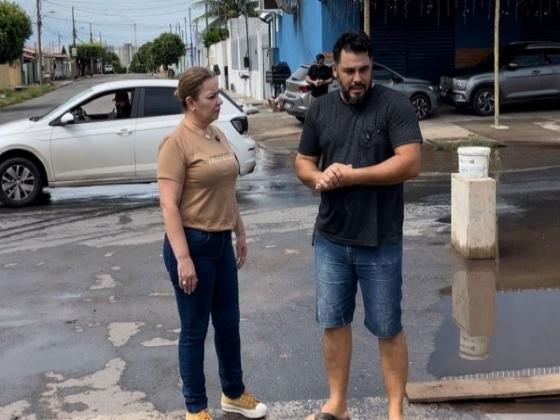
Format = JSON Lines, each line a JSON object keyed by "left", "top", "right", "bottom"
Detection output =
{"left": 270, "top": 0, "right": 560, "bottom": 83}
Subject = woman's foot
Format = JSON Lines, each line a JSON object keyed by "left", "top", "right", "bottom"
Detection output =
{"left": 221, "top": 390, "right": 268, "bottom": 418}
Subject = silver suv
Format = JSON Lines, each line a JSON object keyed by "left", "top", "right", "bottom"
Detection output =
{"left": 283, "top": 62, "right": 439, "bottom": 121}
{"left": 440, "top": 41, "right": 560, "bottom": 116}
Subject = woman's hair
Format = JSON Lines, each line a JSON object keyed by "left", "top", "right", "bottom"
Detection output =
{"left": 175, "top": 66, "right": 214, "bottom": 111}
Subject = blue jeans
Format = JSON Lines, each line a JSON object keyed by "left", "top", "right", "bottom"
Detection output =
{"left": 163, "top": 228, "right": 245, "bottom": 413}
{"left": 314, "top": 230, "right": 403, "bottom": 338}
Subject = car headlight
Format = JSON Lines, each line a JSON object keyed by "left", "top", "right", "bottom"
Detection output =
{"left": 453, "top": 79, "right": 467, "bottom": 90}
{"left": 428, "top": 85, "right": 437, "bottom": 91}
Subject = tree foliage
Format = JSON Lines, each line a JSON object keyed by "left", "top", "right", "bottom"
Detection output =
{"left": 152, "top": 33, "right": 185, "bottom": 69}
{"left": 202, "top": 27, "right": 229, "bottom": 49}
{"left": 0, "top": 2, "right": 32, "bottom": 64}
{"left": 129, "top": 41, "right": 156, "bottom": 73}
{"left": 193, "top": 0, "right": 258, "bottom": 28}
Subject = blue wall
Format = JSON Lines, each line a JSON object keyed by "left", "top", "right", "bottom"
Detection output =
{"left": 321, "top": 2, "right": 361, "bottom": 54}
{"left": 276, "top": 2, "right": 323, "bottom": 72}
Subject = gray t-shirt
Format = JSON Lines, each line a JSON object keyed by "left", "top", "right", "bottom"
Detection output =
{"left": 298, "top": 84, "right": 422, "bottom": 246}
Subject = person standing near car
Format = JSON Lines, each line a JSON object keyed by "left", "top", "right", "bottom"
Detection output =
{"left": 157, "top": 67, "right": 267, "bottom": 420}
{"left": 306, "top": 53, "right": 334, "bottom": 98}
{"left": 295, "top": 32, "right": 422, "bottom": 420}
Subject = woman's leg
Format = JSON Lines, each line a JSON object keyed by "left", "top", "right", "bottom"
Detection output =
{"left": 210, "top": 232, "right": 245, "bottom": 398}
{"left": 164, "top": 233, "right": 217, "bottom": 413}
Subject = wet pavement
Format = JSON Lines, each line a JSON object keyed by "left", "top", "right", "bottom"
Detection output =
{"left": 1, "top": 85, "right": 560, "bottom": 418}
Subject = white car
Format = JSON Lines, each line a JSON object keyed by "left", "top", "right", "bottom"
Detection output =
{"left": 0, "top": 80, "right": 257, "bottom": 207}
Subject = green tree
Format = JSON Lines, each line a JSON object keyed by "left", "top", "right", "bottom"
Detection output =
{"left": 193, "top": 0, "right": 258, "bottom": 28}
{"left": 0, "top": 1, "right": 32, "bottom": 64}
{"left": 76, "top": 43, "right": 105, "bottom": 76}
{"left": 129, "top": 41, "right": 156, "bottom": 73}
{"left": 152, "top": 33, "right": 185, "bottom": 70}
{"left": 104, "top": 51, "right": 124, "bottom": 73}
{"left": 202, "top": 27, "right": 229, "bottom": 49}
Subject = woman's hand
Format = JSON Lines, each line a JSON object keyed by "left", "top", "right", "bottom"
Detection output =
{"left": 177, "top": 256, "right": 198, "bottom": 294}
{"left": 235, "top": 233, "right": 248, "bottom": 269}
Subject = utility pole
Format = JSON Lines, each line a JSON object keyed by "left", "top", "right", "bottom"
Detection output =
{"left": 89, "top": 23, "right": 93, "bottom": 43}
{"left": 36, "top": 0, "right": 43, "bottom": 84}
{"left": 184, "top": 16, "right": 188, "bottom": 69}
{"left": 134, "top": 23, "right": 137, "bottom": 49}
{"left": 72, "top": 6, "right": 76, "bottom": 47}
{"left": 189, "top": 8, "right": 194, "bottom": 67}
{"left": 72, "top": 5, "right": 77, "bottom": 78}
{"left": 364, "top": 0, "right": 370, "bottom": 35}
{"left": 205, "top": 1, "right": 209, "bottom": 67}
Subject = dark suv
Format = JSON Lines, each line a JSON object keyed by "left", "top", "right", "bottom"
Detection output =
{"left": 440, "top": 42, "right": 560, "bottom": 115}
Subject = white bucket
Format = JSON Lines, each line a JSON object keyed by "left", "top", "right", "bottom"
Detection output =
{"left": 457, "top": 146, "right": 491, "bottom": 179}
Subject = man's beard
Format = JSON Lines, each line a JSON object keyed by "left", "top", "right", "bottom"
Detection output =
{"left": 340, "top": 82, "right": 369, "bottom": 105}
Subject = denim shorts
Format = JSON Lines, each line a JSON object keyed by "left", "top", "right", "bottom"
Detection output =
{"left": 314, "top": 230, "right": 403, "bottom": 338}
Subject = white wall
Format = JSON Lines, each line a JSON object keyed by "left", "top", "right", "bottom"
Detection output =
{"left": 224, "top": 16, "right": 273, "bottom": 101}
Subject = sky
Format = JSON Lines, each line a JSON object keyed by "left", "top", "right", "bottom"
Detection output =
{"left": 14, "top": 0, "right": 204, "bottom": 50}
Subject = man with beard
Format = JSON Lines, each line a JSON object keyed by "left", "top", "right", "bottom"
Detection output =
{"left": 295, "top": 32, "right": 422, "bottom": 420}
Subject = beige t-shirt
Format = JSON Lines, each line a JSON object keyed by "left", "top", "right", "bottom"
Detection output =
{"left": 157, "top": 119, "right": 239, "bottom": 231}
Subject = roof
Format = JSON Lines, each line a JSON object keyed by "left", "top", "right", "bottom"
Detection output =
{"left": 89, "top": 79, "right": 179, "bottom": 92}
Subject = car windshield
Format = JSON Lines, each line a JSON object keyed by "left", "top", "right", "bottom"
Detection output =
{"left": 477, "top": 46, "right": 519, "bottom": 69}
{"left": 34, "top": 88, "right": 95, "bottom": 121}
{"left": 290, "top": 66, "right": 309, "bottom": 81}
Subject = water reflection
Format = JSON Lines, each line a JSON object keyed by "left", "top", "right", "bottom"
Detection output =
{"left": 452, "top": 261, "right": 496, "bottom": 360}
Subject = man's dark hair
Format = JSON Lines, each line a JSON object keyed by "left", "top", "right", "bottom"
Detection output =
{"left": 333, "top": 32, "right": 373, "bottom": 63}
{"left": 315, "top": 53, "right": 325, "bottom": 61}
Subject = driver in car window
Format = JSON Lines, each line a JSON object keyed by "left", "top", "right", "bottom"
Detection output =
{"left": 110, "top": 91, "right": 131, "bottom": 119}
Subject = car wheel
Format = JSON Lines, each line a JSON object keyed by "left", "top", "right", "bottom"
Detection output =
{"left": 410, "top": 93, "right": 431, "bottom": 120}
{"left": 472, "top": 87, "right": 494, "bottom": 116}
{"left": 296, "top": 116, "right": 305, "bottom": 123}
{"left": 0, "top": 157, "right": 42, "bottom": 207}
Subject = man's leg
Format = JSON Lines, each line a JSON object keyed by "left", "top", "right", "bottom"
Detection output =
{"left": 354, "top": 241, "right": 406, "bottom": 420}
{"left": 320, "top": 324, "right": 352, "bottom": 418}
{"left": 310, "top": 231, "right": 356, "bottom": 420}
{"left": 379, "top": 331, "right": 408, "bottom": 420}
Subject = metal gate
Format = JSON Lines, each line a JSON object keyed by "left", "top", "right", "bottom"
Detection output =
{"left": 370, "top": 3, "right": 455, "bottom": 84}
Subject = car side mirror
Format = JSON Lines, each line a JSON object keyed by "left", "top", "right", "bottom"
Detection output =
{"left": 507, "top": 62, "right": 519, "bottom": 70}
{"left": 60, "top": 112, "right": 75, "bottom": 125}
{"left": 391, "top": 76, "right": 403, "bottom": 84}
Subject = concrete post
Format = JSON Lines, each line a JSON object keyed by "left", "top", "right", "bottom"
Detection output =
{"left": 452, "top": 263, "right": 496, "bottom": 360}
{"left": 451, "top": 174, "right": 497, "bottom": 259}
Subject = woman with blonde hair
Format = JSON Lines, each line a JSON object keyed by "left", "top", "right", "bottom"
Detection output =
{"left": 157, "top": 67, "right": 267, "bottom": 420}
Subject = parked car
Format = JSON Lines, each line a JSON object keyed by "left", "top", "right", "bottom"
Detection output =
{"left": 282, "top": 62, "right": 439, "bottom": 121}
{"left": 0, "top": 80, "right": 256, "bottom": 207}
{"left": 103, "top": 64, "right": 114, "bottom": 74}
{"left": 439, "top": 41, "right": 560, "bottom": 116}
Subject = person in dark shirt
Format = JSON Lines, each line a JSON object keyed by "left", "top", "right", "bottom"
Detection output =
{"left": 306, "top": 53, "right": 334, "bottom": 98}
{"left": 295, "top": 32, "right": 422, "bottom": 420}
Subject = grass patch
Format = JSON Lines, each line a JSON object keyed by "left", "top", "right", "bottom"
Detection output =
{"left": 429, "top": 134, "right": 506, "bottom": 151}
{"left": 0, "top": 84, "right": 56, "bottom": 108}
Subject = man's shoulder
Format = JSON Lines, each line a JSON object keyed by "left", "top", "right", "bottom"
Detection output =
{"left": 371, "top": 84, "right": 409, "bottom": 105}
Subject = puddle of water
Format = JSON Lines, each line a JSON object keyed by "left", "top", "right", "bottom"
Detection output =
{"left": 421, "top": 144, "right": 560, "bottom": 175}
{"left": 429, "top": 285, "right": 560, "bottom": 378}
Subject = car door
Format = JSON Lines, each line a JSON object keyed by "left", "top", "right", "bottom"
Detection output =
{"left": 133, "top": 87, "right": 183, "bottom": 180}
{"left": 543, "top": 47, "right": 560, "bottom": 96}
{"left": 373, "top": 63, "right": 403, "bottom": 93}
{"left": 501, "top": 49, "right": 547, "bottom": 101}
{"left": 50, "top": 89, "right": 137, "bottom": 183}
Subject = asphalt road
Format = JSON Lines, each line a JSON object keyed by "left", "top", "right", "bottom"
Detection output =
{"left": 1, "top": 77, "right": 559, "bottom": 419}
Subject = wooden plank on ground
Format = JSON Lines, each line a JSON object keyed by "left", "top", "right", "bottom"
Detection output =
{"left": 406, "top": 374, "right": 560, "bottom": 403}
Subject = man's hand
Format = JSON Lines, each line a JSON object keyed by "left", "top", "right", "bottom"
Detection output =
{"left": 315, "top": 163, "right": 354, "bottom": 191}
